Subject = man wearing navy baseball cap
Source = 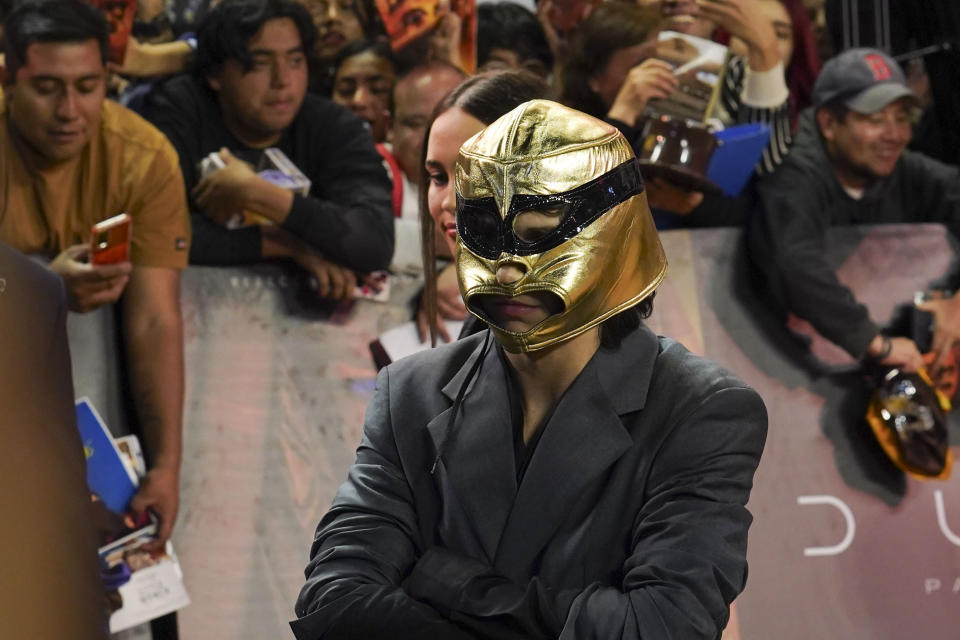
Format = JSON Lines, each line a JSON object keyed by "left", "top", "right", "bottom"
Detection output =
{"left": 750, "top": 47, "right": 960, "bottom": 372}
{"left": 812, "top": 48, "right": 917, "bottom": 114}
{"left": 811, "top": 48, "right": 919, "bottom": 187}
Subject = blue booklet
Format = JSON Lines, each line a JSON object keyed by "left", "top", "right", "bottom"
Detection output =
{"left": 706, "top": 123, "right": 771, "bottom": 197}
{"left": 76, "top": 398, "right": 138, "bottom": 514}
{"left": 75, "top": 399, "right": 190, "bottom": 632}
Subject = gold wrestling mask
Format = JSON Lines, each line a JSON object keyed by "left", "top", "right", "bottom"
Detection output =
{"left": 454, "top": 100, "right": 667, "bottom": 352}
{"left": 866, "top": 368, "right": 953, "bottom": 480}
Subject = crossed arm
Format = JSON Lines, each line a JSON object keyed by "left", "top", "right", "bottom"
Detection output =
{"left": 293, "top": 368, "right": 767, "bottom": 639}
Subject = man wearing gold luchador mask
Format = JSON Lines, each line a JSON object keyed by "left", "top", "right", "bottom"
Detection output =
{"left": 293, "top": 101, "right": 768, "bottom": 640}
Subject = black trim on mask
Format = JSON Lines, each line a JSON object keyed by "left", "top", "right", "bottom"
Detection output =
{"left": 456, "top": 159, "right": 645, "bottom": 260}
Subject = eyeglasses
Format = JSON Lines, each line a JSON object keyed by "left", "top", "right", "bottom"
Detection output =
{"left": 456, "top": 159, "right": 645, "bottom": 260}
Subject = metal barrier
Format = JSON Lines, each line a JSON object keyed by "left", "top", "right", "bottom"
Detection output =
{"left": 67, "top": 226, "right": 960, "bottom": 639}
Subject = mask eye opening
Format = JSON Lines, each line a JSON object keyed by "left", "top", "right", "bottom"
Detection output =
{"left": 511, "top": 203, "right": 570, "bottom": 245}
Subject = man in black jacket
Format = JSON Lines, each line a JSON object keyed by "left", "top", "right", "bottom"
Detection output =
{"left": 750, "top": 47, "right": 960, "bottom": 371}
{"left": 145, "top": 0, "right": 394, "bottom": 299}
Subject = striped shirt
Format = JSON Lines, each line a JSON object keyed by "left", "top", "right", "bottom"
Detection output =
{"left": 718, "top": 56, "right": 793, "bottom": 175}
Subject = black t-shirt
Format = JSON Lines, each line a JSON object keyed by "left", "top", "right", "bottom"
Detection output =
{"left": 144, "top": 74, "right": 393, "bottom": 272}
{"left": 497, "top": 346, "right": 557, "bottom": 484}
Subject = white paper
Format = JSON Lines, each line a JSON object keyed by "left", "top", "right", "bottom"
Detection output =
{"left": 378, "top": 320, "right": 464, "bottom": 363}
{"left": 106, "top": 540, "right": 191, "bottom": 633}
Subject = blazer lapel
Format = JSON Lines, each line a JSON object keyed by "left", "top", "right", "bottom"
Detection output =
{"left": 426, "top": 335, "right": 517, "bottom": 562}
{"left": 493, "top": 324, "right": 661, "bottom": 575}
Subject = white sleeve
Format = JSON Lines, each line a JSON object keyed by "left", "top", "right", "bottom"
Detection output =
{"left": 741, "top": 61, "right": 790, "bottom": 109}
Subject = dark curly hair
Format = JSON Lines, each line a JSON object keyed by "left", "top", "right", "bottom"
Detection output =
{"left": 193, "top": 0, "right": 318, "bottom": 79}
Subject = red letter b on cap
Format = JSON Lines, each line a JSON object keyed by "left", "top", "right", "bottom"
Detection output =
{"left": 864, "top": 53, "right": 892, "bottom": 81}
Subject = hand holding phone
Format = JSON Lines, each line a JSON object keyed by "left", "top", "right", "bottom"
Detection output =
{"left": 50, "top": 244, "right": 132, "bottom": 313}
{"left": 90, "top": 213, "right": 132, "bottom": 265}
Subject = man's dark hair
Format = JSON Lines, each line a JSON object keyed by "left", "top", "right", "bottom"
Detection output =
{"left": 3, "top": 0, "right": 109, "bottom": 79}
{"left": 477, "top": 2, "right": 552, "bottom": 72}
{"left": 818, "top": 100, "right": 850, "bottom": 124}
{"left": 193, "top": 0, "right": 318, "bottom": 79}
{"left": 599, "top": 296, "right": 654, "bottom": 350}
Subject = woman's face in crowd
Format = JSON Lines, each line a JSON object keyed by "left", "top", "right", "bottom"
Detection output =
{"left": 308, "top": 0, "right": 365, "bottom": 58}
{"left": 425, "top": 107, "right": 486, "bottom": 257}
{"left": 729, "top": 0, "right": 794, "bottom": 65}
{"left": 332, "top": 50, "right": 395, "bottom": 143}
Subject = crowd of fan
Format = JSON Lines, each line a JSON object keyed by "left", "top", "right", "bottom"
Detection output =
{"left": 0, "top": 0, "right": 958, "bottom": 635}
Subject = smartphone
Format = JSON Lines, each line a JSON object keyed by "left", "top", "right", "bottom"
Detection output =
{"left": 90, "top": 213, "right": 132, "bottom": 265}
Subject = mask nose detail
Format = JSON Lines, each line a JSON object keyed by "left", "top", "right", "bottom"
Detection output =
{"left": 495, "top": 259, "right": 527, "bottom": 285}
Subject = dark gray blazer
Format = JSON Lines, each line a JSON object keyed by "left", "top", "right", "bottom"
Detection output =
{"left": 293, "top": 324, "right": 767, "bottom": 639}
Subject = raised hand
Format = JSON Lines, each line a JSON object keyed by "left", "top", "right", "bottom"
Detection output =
{"left": 607, "top": 59, "right": 679, "bottom": 127}
{"left": 50, "top": 244, "right": 132, "bottom": 313}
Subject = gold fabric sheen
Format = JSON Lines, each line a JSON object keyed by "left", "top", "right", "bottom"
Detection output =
{"left": 455, "top": 100, "right": 667, "bottom": 352}
{"left": 865, "top": 368, "right": 953, "bottom": 480}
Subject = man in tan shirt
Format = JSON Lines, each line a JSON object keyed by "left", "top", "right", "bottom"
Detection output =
{"left": 0, "top": 0, "right": 189, "bottom": 549}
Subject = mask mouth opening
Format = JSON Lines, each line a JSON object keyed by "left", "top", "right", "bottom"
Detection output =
{"left": 468, "top": 290, "right": 565, "bottom": 334}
